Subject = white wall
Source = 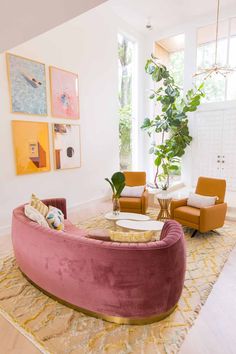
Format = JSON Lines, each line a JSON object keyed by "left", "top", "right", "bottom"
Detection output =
{"left": 0, "top": 4, "right": 142, "bottom": 233}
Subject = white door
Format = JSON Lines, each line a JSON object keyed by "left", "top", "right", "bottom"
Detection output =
{"left": 221, "top": 109, "right": 236, "bottom": 191}
{"left": 192, "top": 108, "right": 236, "bottom": 192}
{"left": 192, "top": 110, "right": 223, "bottom": 185}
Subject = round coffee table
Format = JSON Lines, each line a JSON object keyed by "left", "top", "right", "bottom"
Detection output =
{"left": 104, "top": 212, "right": 150, "bottom": 221}
{"left": 116, "top": 220, "right": 164, "bottom": 231}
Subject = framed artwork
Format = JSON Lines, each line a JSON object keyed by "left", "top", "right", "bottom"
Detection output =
{"left": 52, "top": 124, "right": 81, "bottom": 170}
{"left": 6, "top": 53, "right": 47, "bottom": 115}
{"left": 49, "top": 66, "right": 80, "bottom": 119}
{"left": 12, "top": 120, "right": 51, "bottom": 175}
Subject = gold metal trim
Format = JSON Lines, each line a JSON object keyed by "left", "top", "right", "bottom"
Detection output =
{"left": 157, "top": 197, "right": 172, "bottom": 221}
{"left": 21, "top": 271, "right": 177, "bottom": 325}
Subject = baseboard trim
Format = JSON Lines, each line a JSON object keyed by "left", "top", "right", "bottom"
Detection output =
{"left": 226, "top": 206, "right": 236, "bottom": 221}
{"left": 0, "top": 196, "right": 110, "bottom": 237}
{"left": 68, "top": 195, "right": 109, "bottom": 212}
{"left": 226, "top": 215, "right": 236, "bottom": 221}
{"left": 0, "top": 225, "right": 11, "bottom": 237}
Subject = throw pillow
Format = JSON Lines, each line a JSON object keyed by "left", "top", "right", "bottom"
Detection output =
{"left": 187, "top": 193, "right": 218, "bottom": 208}
{"left": 109, "top": 230, "right": 153, "bottom": 243}
{"left": 46, "top": 206, "right": 64, "bottom": 231}
{"left": 120, "top": 185, "right": 145, "bottom": 198}
{"left": 30, "top": 194, "right": 48, "bottom": 217}
{"left": 24, "top": 204, "right": 49, "bottom": 228}
{"left": 86, "top": 229, "right": 111, "bottom": 241}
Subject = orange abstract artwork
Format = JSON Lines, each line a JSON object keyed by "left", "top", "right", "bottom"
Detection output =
{"left": 12, "top": 120, "right": 51, "bottom": 175}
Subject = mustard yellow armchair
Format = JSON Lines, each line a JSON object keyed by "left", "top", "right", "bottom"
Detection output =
{"left": 119, "top": 171, "right": 148, "bottom": 214}
{"left": 170, "top": 177, "right": 227, "bottom": 237}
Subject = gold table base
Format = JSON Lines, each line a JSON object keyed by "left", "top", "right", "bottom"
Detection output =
{"left": 157, "top": 198, "right": 172, "bottom": 221}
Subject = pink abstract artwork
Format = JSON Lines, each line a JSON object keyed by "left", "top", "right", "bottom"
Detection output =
{"left": 50, "top": 66, "right": 79, "bottom": 119}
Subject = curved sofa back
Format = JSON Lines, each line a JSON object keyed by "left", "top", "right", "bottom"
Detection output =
{"left": 12, "top": 199, "right": 186, "bottom": 320}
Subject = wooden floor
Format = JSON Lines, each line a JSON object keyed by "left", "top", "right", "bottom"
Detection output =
{"left": 180, "top": 246, "right": 236, "bottom": 354}
{"left": 1, "top": 201, "right": 236, "bottom": 354}
{"left": 0, "top": 234, "right": 42, "bottom": 354}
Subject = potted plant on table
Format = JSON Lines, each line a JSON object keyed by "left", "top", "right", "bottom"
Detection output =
{"left": 105, "top": 172, "right": 125, "bottom": 215}
{"left": 141, "top": 55, "right": 205, "bottom": 193}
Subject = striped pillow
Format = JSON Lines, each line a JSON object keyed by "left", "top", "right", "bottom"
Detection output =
{"left": 109, "top": 230, "right": 154, "bottom": 243}
{"left": 30, "top": 194, "right": 48, "bottom": 217}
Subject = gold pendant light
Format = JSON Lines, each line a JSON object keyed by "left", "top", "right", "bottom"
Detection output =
{"left": 194, "top": 0, "right": 235, "bottom": 79}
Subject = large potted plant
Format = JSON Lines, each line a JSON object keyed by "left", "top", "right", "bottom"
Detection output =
{"left": 142, "top": 55, "right": 205, "bottom": 191}
{"left": 105, "top": 172, "right": 125, "bottom": 215}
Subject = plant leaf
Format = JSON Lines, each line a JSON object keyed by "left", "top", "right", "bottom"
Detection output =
{"left": 105, "top": 178, "right": 115, "bottom": 194}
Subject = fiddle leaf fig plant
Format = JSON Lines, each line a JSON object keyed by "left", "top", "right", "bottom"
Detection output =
{"left": 142, "top": 54, "right": 205, "bottom": 190}
{"left": 105, "top": 172, "right": 125, "bottom": 199}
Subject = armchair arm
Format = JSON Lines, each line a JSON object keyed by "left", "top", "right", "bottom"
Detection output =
{"left": 200, "top": 202, "right": 227, "bottom": 233}
{"left": 141, "top": 190, "right": 149, "bottom": 214}
{"left": 170, "top": 198, "right": 188, "bottom": 219}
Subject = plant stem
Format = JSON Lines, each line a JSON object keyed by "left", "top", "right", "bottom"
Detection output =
{"left": 154, "top": 167, "right": 159, "bottom": 189}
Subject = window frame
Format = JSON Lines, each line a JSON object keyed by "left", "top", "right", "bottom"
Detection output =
{"left": 196, "top": 16, "right": 236, "bottom": 104}
{"left": 118, "top": 31, "right": 138, "bottom": 171}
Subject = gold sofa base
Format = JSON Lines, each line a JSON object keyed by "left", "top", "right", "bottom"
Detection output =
{"left": 22, "top": 271, "right": 177, "bottom": 325}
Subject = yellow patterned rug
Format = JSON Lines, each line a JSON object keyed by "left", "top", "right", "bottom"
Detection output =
{"left": 1, "top": 210, "right": 236, "bottom": 354}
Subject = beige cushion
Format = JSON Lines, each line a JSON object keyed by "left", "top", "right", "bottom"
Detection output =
{"left": 109, "top": 230, "right": 153, "bottom": 243}
{"left": 30, "top": 194, "right": 48, "bottom": 217}
{"left": 24, "top": 204, "right": 49, "bottom": 228}
{"left": 86, "top": 229, "right": 111, "bottom": 241}
{"left": 121, "top": 185, "right": 145, "bottom": 197}
{"left": 187, "top": 193, "right": 217, "bottom": 208}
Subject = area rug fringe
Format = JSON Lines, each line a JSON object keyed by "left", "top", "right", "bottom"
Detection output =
{"left": 0, "top": 307, "right": 50, "bottom": 354}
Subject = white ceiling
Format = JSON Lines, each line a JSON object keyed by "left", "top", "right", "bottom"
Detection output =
{"left": 0, "top": 0, "right": 107, "bottom": 53}
{"left": 108, "top": 0, "right": 236, "bottom": 34}
{"left": 1, "top": 0, "right": 235, "bottom": 53}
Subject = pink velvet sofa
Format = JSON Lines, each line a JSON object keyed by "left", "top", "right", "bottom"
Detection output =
{"left": 12, "top": 198, "right": 186, "bottom": 325}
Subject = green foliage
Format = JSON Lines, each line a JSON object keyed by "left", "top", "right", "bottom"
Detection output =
{"left": 105, "top": 172, "right": 125, "bottom": 198}
{"left": 119, "top": 105, "right": 132, "bottom": 165}
{"left": 169, "top": 51, "right": 184, "bottom": 88}
{"left": 142, "top": 55, "right": 205, "bottom": 189}
{"left": 118, "top": 38, "right": 132, "bottom": 68}
{"left": 118, "top": 35, "right": 133, "bottom": 169}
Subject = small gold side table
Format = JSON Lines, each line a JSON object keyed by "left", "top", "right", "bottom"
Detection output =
{"left": 156, "top": 197, "right": 172, "bottom": 221}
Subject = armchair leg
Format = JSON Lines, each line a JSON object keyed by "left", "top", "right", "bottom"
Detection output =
{"left": 211, "top": 230, "right": 220, "bottom": 235}
{"left": 191, "top": 229, "right": 198, "bottom": 238}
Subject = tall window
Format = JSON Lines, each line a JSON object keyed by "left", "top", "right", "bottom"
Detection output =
{"left": 118, "top": 33, "right": 136, "bottom": 170}
{"left": 155, "top": 34, "right": 185, "bottom": 88}
{"left": 197, "top": 17, "right": 236, "bottom": 102}
{"left": 154, "top": 34, "right": 185, "bottom": 183}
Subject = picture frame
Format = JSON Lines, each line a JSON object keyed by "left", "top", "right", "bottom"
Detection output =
{"left": 52, "top": 123, "right": 81, "bottom": 170}
{"left": 6, "top": 53, "right": 47, "bottom": 116}
{"left": 12, "top": 120, "right": 51, "bottom": 175}
{"left": 49, "top": 66, "right": 80, "bottom": 119}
